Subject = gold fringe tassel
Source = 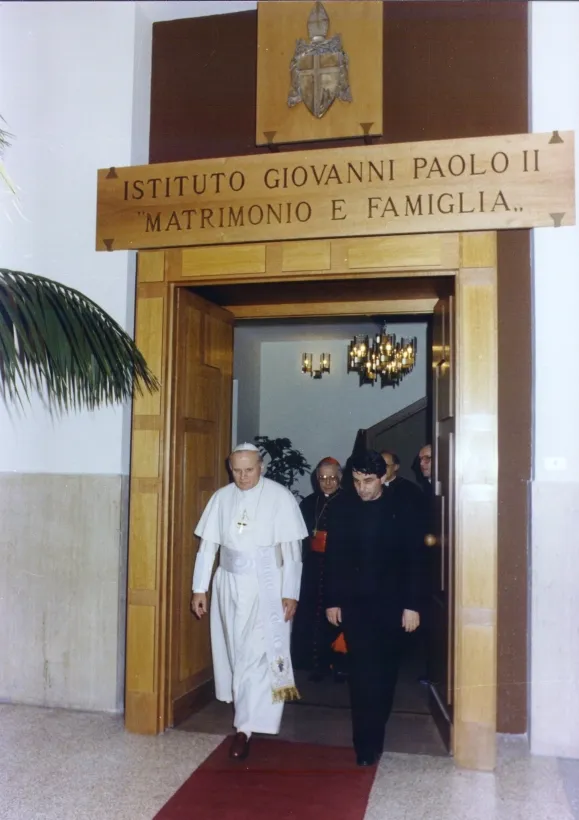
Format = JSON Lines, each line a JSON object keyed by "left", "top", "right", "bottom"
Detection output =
{"left": 272, "top": 685, "right": 301, "bottom": 704}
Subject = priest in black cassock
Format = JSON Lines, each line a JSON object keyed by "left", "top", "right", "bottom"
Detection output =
{"left": 325, "top": 450, "right": 422, "bottom": 767}
{"left": 292, "top": 457, "right": 345, "bottom": 681}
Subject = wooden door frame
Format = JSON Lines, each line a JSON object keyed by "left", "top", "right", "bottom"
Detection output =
{"left": 126, "top": 231, "right": 498, "bottom": 772}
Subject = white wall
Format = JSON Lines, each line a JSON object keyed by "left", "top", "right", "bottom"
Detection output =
{"left": 0, "top": 0, "right": 253, "bottom": 713}
{"left": 530, "top": 1, "right": 579, "bottom": 758}
{"left": 259, "top": 323, "right": 427, "bottom": 497}
{"left": 0, "top": 0, "right": 152, "bottom": 475}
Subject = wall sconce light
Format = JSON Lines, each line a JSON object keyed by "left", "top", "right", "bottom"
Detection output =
{"left": 302, "top": 352, "right": 331, "bottom": 379}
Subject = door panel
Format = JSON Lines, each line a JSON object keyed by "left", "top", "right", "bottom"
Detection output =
{"left": 428, "top": 294, "right": 455, "bottom": 748}
{"left": 168, "top": 288, "right": 234, "bottom": 725}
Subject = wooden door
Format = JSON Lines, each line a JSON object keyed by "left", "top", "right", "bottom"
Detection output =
{"left": 428, "top": 293, "right": 455, "bottom": 747}
{"left": 167, "top": 288, "right": 234, "bottom": 726}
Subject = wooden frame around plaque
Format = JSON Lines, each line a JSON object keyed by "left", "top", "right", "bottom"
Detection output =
{"left": 256, "top": 0, "right": 383, "bottom": 146}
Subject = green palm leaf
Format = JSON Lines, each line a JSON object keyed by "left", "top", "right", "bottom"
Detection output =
{"left": 0, "top": 268, "right": 159, "bottom": 412}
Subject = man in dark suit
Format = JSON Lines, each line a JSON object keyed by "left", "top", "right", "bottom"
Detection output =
{"left": 324, "top": 450, "right": 422, "bottom": 767}
{"left": 381, "top": 449, "right": 426, "bottom": 519}
{"left": 292, "top": 457, "right": 344, "bottom": 680}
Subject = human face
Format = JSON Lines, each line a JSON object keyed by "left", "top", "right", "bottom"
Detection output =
{"left": 381, "top": 453, "right": 399, "bottom": 483}
{"left": 317, "top": 463, "right": 341, "bottom": 496}
{"left": 419, "top": 445, "right": 432, "bottom": 479}
{"left": 229, "top": 451, "right": 262, "bottom": 491}
{"left": 352, "top": 470, "right": 385, "bottom": 502}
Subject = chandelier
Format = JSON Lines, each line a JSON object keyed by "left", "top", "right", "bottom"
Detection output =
{"left": 347, "top": 324, "right": 417, "bottom": 387}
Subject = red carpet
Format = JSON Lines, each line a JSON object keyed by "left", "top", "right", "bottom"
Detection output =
{"left": 154, "top": 737, "right": 377, "bottom": 820}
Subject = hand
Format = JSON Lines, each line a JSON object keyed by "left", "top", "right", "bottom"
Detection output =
{"left": 191, "top": 592, "right": 208, "bottom": 619}
{"left": 282, "top": 598, "right": 297, "bottom": 622}
{"left": 326, "top": 607, "right": 342, "bottom": 627}
{"left": 402, "top": 609, "right": 420, "bottom": 632}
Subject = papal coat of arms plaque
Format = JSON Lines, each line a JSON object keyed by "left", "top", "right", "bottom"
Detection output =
{"left": 287, "top": 1, "right": 352, "bottom": 119}
{"left": 255, "top": 1, "right": 383, "bottom": 145}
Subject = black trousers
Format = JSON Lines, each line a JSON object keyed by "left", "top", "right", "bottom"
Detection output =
{"left": 343, "top": 607, "right": 401, "bottom": 755}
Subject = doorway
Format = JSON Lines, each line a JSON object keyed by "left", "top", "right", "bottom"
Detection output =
{"left": 125, "top": 231, "right": 498, "bottom": 771}
{"left": 176, "top": 308, "right": 443, "bottom": 755}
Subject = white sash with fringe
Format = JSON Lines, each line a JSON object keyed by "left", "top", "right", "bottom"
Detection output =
{"left": 220, "top": 544, "right": 299, "bottom": 702}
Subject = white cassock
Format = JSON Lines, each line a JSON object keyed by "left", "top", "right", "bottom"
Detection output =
{"left": 192, "top": 475, "right": 307, "bottom": 737}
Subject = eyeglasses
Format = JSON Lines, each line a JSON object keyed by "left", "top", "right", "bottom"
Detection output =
{"left": 319, "top": 475, "right": 339, "bottom": 482}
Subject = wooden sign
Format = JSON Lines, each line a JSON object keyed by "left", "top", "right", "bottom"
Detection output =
{"left": 96, "top": 131, "right": 575, "bottom": 252}
{"left": 256, "top": 1, "right": 383, "bottom": 145}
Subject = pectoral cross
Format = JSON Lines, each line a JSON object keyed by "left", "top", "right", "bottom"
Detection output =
{"left": 237, "top": 510, "right": 249, "bottom": 534}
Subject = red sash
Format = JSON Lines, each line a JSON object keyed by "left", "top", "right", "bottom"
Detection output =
{"left": 311, "top": 530, "right": 327, "bottom": 553}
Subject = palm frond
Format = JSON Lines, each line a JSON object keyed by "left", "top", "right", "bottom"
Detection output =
{"left": 0, "top": 120, "right": 11, "bottom": 156}
{"left": 0, "top": 268, "right": 159, "bottom": 412}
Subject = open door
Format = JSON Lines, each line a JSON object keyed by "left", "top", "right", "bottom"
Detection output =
{"left": 428, "top": 293, "right": 455, "bottom": 748}
{"left": 167, "top": 289, "right": 234, "bottom": 726}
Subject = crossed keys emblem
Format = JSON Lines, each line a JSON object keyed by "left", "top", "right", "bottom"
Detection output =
{"left": 288, "top": 1, "right": 352, "bottom": 119}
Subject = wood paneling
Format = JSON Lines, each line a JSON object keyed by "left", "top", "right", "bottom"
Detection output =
{"left": 96, "top": 132, "right": 572, "bottom": 251}
{"left": 169, "top": 235, "right": 460, "bottom": 286}
{"left": 429, "top": 293, "right": 456, "bottom": 750}
{"left": 131, "top": 430, "right": 160, "bottom": 479}
{"left": 346, "top": 234, "right": 459, "bottom": 272}
{"left": 150, "top": 3, "right": 529, "bottom": 161}
{"left": 146, "top": 0, "right": 529, "bottom": 743}
{"left": 133, "top": 296, "right": 164, "bottom": 416}
{"left": 138, "top": 250, "right": 165, "bottom": 282}
{"left": 256, "top": 1, "right": 383, "bottom": 144}
{"left": 126, "top": 604, "right": 156, "bottom": 693}
{"left": 282, "top": 241, "right": 331, "bottom": 272}
{"left": 128, "top": 493, "right": 159, "bottom": 591}
{"left": 126, "top": 250, "right": 171, "bottom": 734}
{"left": 181, "top": 245, "right": 266, "bottom": 278}
{"left": 453, "top": 232, "right": 498, "bottom": 771}
{"left": 167, "top": 290, "right": 234, "bottom": 725}
{"left": 496, "top": 230, "right": 531, "bottom": 734}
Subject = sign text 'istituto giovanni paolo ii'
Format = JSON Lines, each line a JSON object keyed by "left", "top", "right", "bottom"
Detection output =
{"left": 96, "top": 131, "right": 575, "bottom": 251}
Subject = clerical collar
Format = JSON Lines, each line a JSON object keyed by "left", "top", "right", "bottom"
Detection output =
{"left": 384, "top": 476, "right": 398, "bottom": 487}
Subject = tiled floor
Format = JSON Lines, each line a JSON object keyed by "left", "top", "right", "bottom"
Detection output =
{"left": 1, "top": 703, "right": 578, "bottom": 820}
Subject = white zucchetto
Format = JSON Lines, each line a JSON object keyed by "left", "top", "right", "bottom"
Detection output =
{"left": 231, "top": 442, "right": 260, "bottom": 454}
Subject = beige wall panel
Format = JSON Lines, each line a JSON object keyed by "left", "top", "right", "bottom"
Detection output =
{"left": 346, "top": 234, "right": 457, "bottom": 271}
{"left": 256, "top": 1, "right": 383, "bottom": 144}
{"left": 460, "top": 281, "right": 498, "bottom": 416}
{"left": 131, "top": 429, "right": 160, "bottom": 479}
{"left": 125, "top": 692, "right": 159, "bottom": 735}
{"left": 138, "top": 250, "right": 165, "bottom": 282}
{"left": 126, "top": 605, "right": 156, "bottom": 693}
{"left": 181, "top": 245, "right": 266, "bottom": 278}
{"left": 128, "top": 492, "right": 159, "bottom": 591}
{"left": 460, "top": 231, "right": 498, "bottom": 269}
{"left": 282, "top": 240, "right": 331, "bottom": 272}
{"left": 458, "top": 624, "right": 497, "bottom": 726}
{"left": 133, "top": 296, "right": 164, "bottom": 416}
{"left": 454, "top": 231, "right": 498, "bottom": 772}
{"left": 459, "top": 495, "right": 497, "bottom": 610}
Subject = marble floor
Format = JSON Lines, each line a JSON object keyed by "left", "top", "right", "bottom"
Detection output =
{"left": 1, "top": 703, "right": 578, "bottom": 820}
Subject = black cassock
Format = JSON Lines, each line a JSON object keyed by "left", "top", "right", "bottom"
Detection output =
{"left": 324, "top": 490, "right": 422, "bottom": 757}
{"left": 291, "top": 488, "right": 343, "bottom": 673}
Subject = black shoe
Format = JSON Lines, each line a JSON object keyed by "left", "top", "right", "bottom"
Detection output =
{"left": 355, "top": 749, "right": 378, "bottom": 767}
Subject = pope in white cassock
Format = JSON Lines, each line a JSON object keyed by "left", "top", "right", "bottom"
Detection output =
{"left": 191, "top": 443, "right": 307, "bottom": 760}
